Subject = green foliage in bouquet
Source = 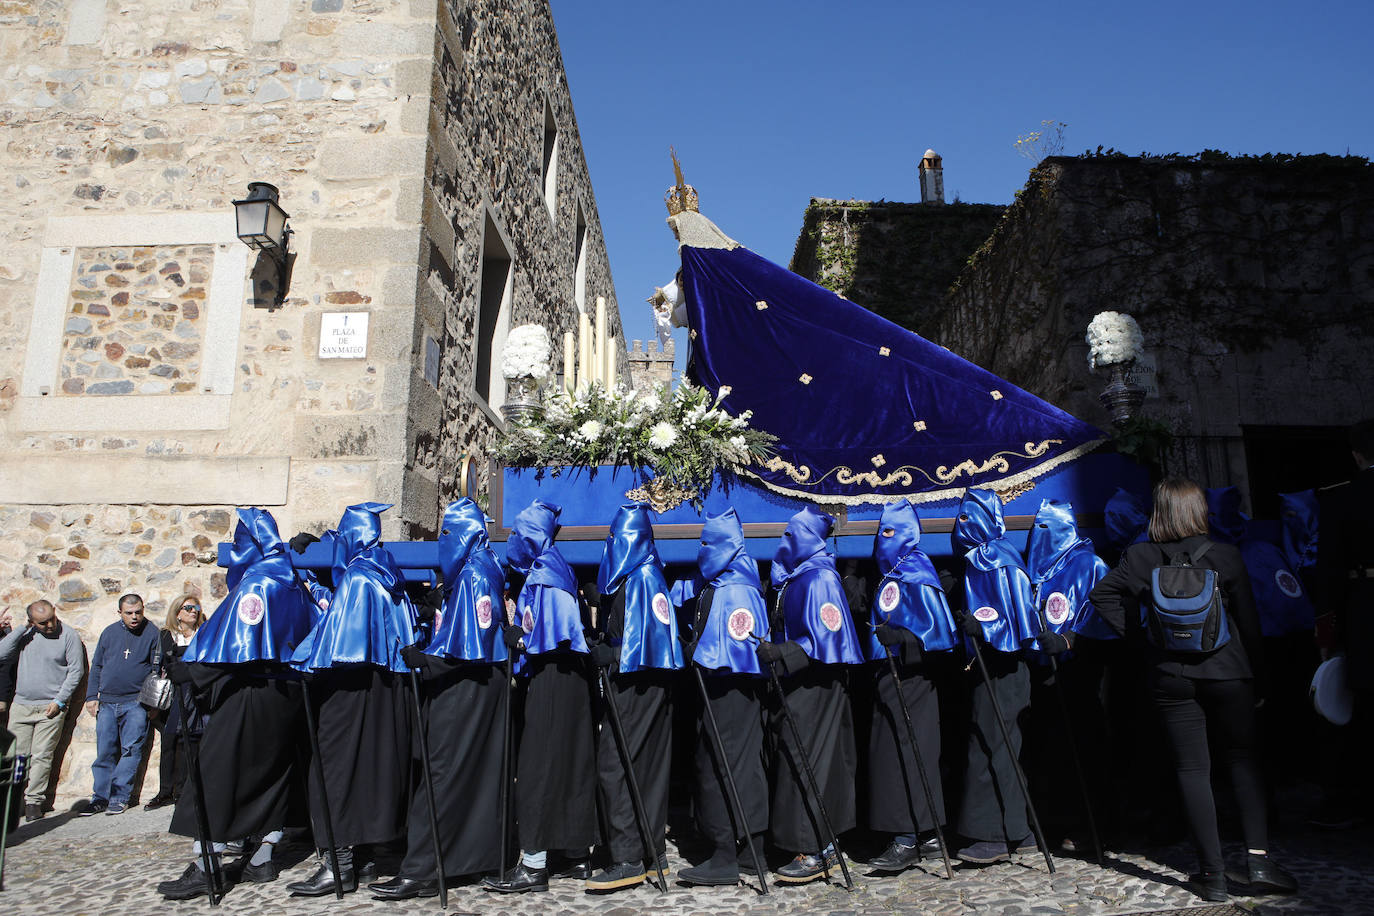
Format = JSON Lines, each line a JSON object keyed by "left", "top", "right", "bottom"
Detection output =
{"left": 495, "top": 382, "right": 778, "bottom": 509}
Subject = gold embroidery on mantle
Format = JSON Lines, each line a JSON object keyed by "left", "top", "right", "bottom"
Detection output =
{"left": 995, "top": 480, "right": 1036, "bottom": 503}
{"left": 764, "top": 455, "right": 813, "bottom": 483}
{"left": 836, "top": 467, "right": 915, "bottom": 488}
{"left": 934, "top": 439, "right": 1059, "bottom": 484}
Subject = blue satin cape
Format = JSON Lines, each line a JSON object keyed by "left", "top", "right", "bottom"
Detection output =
{"left": 954, "top": 489, "right": 1037, "bottom": 654}
{"left": 426, "top": 499, "right": 508, "bottom": 664}
{"left": 507, "top": 500, "right": 587, "bottom": 669}
{"left": 690, "top": 508, "right": 769, "bottom": 675}
{"left": 866, "top": 501, "right": 957, "bottom": 660}
{"left": 291, "top": 502, "right": 417, "bottom": 674}
{"left": 677, "top": 224, "right": 1104, "bottom": 503}
{"left": 184, "top": 508, "right": 317, "bottom": 666}
{"left": 597, "top": 503, "right": 684, "bottom": 673}
{"left": 1208, "top": 486, "right": 1315, "bottom": 638}
{"left": 1024, "top": 500, "right": 1115, "bottom": 647}
{"left": 770, "top": 506, "right": 864, "bottom": 664}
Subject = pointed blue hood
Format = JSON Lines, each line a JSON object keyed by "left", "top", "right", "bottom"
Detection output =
{"left": 332, "top": 501, "right": 390, "bottom": 580}
{"left": 1026, "top": 499, "right": 1083, "bottom": 583}
{"left": 953, "top": 488, "right": 1006, "bottom": 552}
{"left": 699, "top": 507, "right": 761, "bottom": 588}
{"left": 1207, "top": 486, "right": 1247, "bottom": 545}
{"left": 690, "top": 509, "right": 770, "bottom": 674}
{"left": 874, "top": 501, "right": 941, "bottom": 589}
{"left": 1279, "top": 489, "right": 1318, "bottom": 572}
{"left": 507, "top": 499, "right": 583, "bottom": 663}
{"left": 1105, "top": 487, "right": 1149, "bottom": 550}
{"left": 427, "top": 498, "right": 507, "bottom": 663}
{"left": 437, "top": 498, "right": 490, "bottom": 582}
{"left": 771, "top": 505, "right": 837, "bottom": 587}
{"left": 597, "top": 503, "right": 661, "bottom": 595}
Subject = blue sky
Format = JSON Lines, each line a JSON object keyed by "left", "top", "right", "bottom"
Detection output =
{"left": 549, "top": 1, "right": 1373, "bottom": 362}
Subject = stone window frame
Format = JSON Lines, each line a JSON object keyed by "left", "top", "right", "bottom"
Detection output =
{"left": 540, "top": 94, "right": 560, "bottom": 223}
{"left": 471, "top": 202, "right": 515, "bottom": 427}
{"left": 573, "top": 198, "right": 589, "bottom": 314}
{"left": 16, "top": 212, "right": 248, "bottom": 432}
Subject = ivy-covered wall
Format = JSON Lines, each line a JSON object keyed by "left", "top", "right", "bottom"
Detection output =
{"left": 932, "top": 152, "right": 1374, "bottom": 491}
{"left": 789, "top": 199, "right": 1005, "bottom": 335}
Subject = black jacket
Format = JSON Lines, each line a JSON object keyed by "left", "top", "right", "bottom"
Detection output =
{"left": 1089, "top": 535, "right": 1265, "bottom": 682}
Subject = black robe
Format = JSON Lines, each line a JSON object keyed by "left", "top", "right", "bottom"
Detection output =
{"left": 170, "top": 664, "right": 306, "bottom": 842}
{"left": 867, "top": 649, "right": 946, "bottom": 834}
{"left": 957, "top": 652, "right": 1031, "bottom": 843}
{"left": 516, "top": 652, "right": 599, "bottom": 852}
{"left": 307, "top": 666, "right": 411, "bottom": 849}
{"left": 694, "top": 674, "right": 769, "bottom": 848}
{"left": 768, "top": 664, "right": 857, "bottom": 853}
{"left": 398, "top": 657, "right": 506, "bottom": 878}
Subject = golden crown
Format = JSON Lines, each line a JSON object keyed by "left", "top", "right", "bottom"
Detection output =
{"left": 665, "top": 147, "right": 699, "bottom": 216}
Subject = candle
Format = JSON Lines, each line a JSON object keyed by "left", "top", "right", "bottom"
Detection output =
{"left": 595, "top": 297, "right": 608, "bottom": 390}
{"left": 605, "top": 333, "right": 617, "bottom": 390}
{"left": 578, "top": 311, "right": 592, "bottom": 392}
{"left": 563, "top": 331, "right": 575, "bottom": 393}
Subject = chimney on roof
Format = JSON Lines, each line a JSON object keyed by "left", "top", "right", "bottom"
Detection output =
{"left": 919, "top": 149, "right": 944, "bottom": 204}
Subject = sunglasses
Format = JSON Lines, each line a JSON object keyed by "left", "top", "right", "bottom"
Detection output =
{"left": 182, "top": 605, "right": 201, "bottom": 612}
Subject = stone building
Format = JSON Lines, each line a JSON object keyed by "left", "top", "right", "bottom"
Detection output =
{"left": 625, "top": 338, "right": 675, "bottom": 391}
{"left": 0, "top": 0, "right": 620, "bottom": 800}
{"left": 792, "top": 152, "right": 1374, "bottom": 512}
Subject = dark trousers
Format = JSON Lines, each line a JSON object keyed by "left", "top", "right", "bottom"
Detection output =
{"left": 596, "top": 670, "right": 673, "bottom": 863}
{"left": 957, "top": 654, "right": 1030, "bottom": 843}
{"left": 693, "top": 674, "right": 768, "bottom": 849}
{"left": 868, "top": 658, "right": 944, "bottom": 835}
{"left": 1152, "top": 672, "right": 1267, "bottom": 873}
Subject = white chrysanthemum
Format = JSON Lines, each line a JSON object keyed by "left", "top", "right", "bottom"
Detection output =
{"left": 648, "top": 422, "right": 678, "bottom": 450}
{"left": 544, "top": 395, "right": 571, "bottom": 423}
{"left": 501, "top": 324, "right": 552, "bottom": 380}
{"left": 634, "top": 391, "right": 661, "bottom": 413}
{"left": 578, "top": 419, "right": 603, "bottom": 441}
{"left": 1085, "top": 311, "right": 1144, "bottom": 371}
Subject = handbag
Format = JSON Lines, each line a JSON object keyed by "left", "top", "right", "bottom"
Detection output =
{"left": 139, "top": 639, "right": 173, "bottom": 711}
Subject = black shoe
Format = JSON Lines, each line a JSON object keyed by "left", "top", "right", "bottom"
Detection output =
{"left": 679, "top": 851, "right": 740, "bottom": 887}
{"left": 481, "top": 862, "right": 549, "bottom": 893}
{"left": 775, "top": 850, "right": 838, "bottom": 884}
{"left": 24, "top": 803, "right": 43, "bottom": 822}
{"left": 1245, "top": 853, "right": 1298, "bottom": 894}
{"left": 369, "top": 875, "right": 439, "bottom": 899}
{"left": 157, "top": 863, "right": 218, "bottom": 901}
{"left": 241, "top": 859, "right": 280, "bottom": 883}
{"left": 550, "top": 858, "right": 590, "bottom": 880}
{"left": 357, "top": 859, "right": 380, "bottom": 884}
{"left": 1011, "top": 834, "right": 1038, "bottom": 855}
{"left": 78, "top": 797, "right": 108, "bottom": 817}
{"left": 1186, "top": 872, "right": 1228, "bottom": 902}
{"left": 143, "top": 793, "right": 174, "bottom": 811}
{"left": 957, "top": 840, "right": 1010, "bottom": 865}
{"left": 737, "top": 836, "right": 767, "bottom": 873}
{"left": 917, "top": 836, "right": 943, "bottom": 860}
{"left": 586, "top": 860, "right": 646, "bottom": 891}
{"left": 286, "top": 863, "right": 357, "bottom": 896}
{"left": 868, "top": 840, "right": 922, "bottom": 872}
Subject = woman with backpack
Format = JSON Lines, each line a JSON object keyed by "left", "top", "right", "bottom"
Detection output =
{"left": 1089, "top": 476, "right": 1296, "bottom": 902}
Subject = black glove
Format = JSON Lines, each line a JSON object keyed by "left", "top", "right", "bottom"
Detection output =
{"left": 959, "top": 612, "right": 985, "bottom": 638}
{"left": 874, "top": 623, "right": 906, "bottom": 648}
{"left": 415, "top": 584, "right": 444, "bottom": 623}
{"left": 503, "top": 624, "right": 525, "bottom": 651}
{"left": 588, "top": 641, "right": 618, "bottom": 668}
{"left": 400, "top": 643, "right": 429, "bottom": 669}
{"left": 875, "top": 623, "right": 924, "bottom": 662}
{"left": 755, "top": 641, "right": 784, "bottom": 664}
{"left": 167, "top": 656, "right": 194, "bottom": 685}
{"left": 1038, "top": 631, "right": 1072, "bottom": 656}
{"left": 288, "top": 531, "right": 320, "bottom": 554}
{"left": 756, "top": 640, "right": 810, "bottom": 674}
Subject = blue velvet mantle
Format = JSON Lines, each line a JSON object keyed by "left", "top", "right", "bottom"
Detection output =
{"left": 679, "top": 241, "right": 1105, "bottom": 504}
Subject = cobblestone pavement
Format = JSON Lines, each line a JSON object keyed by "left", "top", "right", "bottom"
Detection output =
{"left": 2, "top": 801, "right": 1372, "bottom": 916}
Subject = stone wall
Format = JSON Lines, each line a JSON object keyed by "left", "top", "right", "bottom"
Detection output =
{"left": 930, "top": 153, "right": 1374, "bottom": 493}
{"left": 789, "top": 198, "right": 1005, "bottom": 336}
{"left": 0, "top": 0, "right": 618, "bottom": 801}
{"left": 626, "top": 338, "right": 675, "bottom": 392}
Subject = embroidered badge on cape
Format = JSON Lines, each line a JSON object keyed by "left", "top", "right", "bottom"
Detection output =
{"left": 727, "top": 608, "right": 755, "bottom": 641}
{"left": 237, "top": 594, "right": 266, "bottom": 626}
{"left": 1275, "top": 569, "right": 1303, "bottom": 598}
{"left": 820, "top": 602, "right": 843, "bottom": 632}
{"left": 652, "top": 592, "right": 672, "bottom": 625}
{"left": 878, "top": 581, "right": 901, "bottom": 613}
{"left": 973, "top": 606, "right": 999, "bottom": 623}
{"left": 476, "top": 595, "right": 493, "bottom": 629}
{"left": 1044, "top": 592, "right": 1072, "bottom": 626}
{"left": 521, "top": 607, "right": 534, "bottom": 633}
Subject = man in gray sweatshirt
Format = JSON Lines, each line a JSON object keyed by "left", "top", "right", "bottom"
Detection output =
{"left": 0, "top": 599, "right": 86, "bottom": 821}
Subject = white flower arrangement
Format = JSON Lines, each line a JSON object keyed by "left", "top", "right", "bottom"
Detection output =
{"left": 495, "top": 381, "right": 777, "bottom": 508}
{"left": 1085, "top": 311, "right": 1144, "bottom": 371}
{"left": 501, "top": 324, "right": 552, "bottom": 380}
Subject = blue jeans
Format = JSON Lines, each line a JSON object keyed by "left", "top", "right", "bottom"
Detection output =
{"left": 92, "top": 699, "right": 148, "bottom": 804}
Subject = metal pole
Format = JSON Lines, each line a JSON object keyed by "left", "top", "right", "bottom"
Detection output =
{"left": 174, "top": 681, "right": 223, "bottom": 905}
{"left": 597, "top": 667, "right": 669, "bottom": 892}
{"left": 300, "top": 677, "right": 346, "bottom": 900}
{"left": 763, "top": 662, "right": 855, "bottom": 889}
{"left": 404, "top": 661, "right": 449, "bottom": 909}
{"left": 498, "top": 651, "right": 514, "bottom": 880}
{"left": 965, "top": 635, "right": 1055, "bottom": 873}
{"left": 880, "top": 647, "right": 954, "bottom": 879}
{"left": 691, "top": 666, "right": 769, "bottom": 894}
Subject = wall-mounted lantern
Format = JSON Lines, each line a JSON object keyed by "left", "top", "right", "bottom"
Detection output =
{"left": 232, "top": 181, "right": 293, "bottom": 309}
